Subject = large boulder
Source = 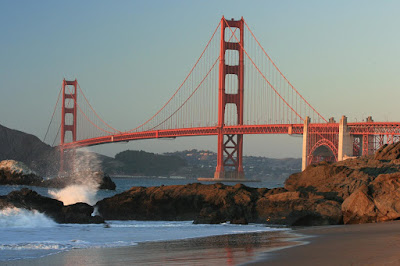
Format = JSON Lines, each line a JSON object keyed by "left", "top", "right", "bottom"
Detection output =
{"left": 342, "top": 173, "right": 400, "bottom": 224}
{"left": 0, "top": 188, "right": 104, "bottom": 224}
{"left": 255, "top": 191, "right": 342, "bottom": 226}
{"left": 43, "top": 171, "right": 116, "bottom": 190}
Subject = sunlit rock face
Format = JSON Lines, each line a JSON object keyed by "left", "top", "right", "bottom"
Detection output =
{"left": 285, "top": 142, "right": 400, "bottom": 224}
{"left": 0, "top": 160, "right": 43, "bottom": 185}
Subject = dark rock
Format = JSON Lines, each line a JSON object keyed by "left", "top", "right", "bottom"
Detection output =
{"left": 98, "top": 173, "right": 116, "bottom": 190}
{"left": 0, "top": 160, "right": 43, "bottom": 186}
{"left": 63, "top": 203, "right": 104, "bottom": 224}
{"left": 1, "top": 188, "right": 104, "bottom": 224}
{"left": 42, "top": 171, "right": 116, "bottom": 190}
{"left": 96, "top": 183, "right": 261, "bottom": 223}
{"left": 194, "top": 208, "right": 226, "bottom": 224}
{"left": 96, "top": 182, "right": 341, "bottom": 226}
{"left": 255, "top": 191, "right": 342, "bottom": 226}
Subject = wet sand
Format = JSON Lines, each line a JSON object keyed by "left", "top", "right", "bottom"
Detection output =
{"left": 2, "top": 230, "right": 295, "bottom": 266}
{"left": 4, "top": 221, "right": 400, "bottom": 265}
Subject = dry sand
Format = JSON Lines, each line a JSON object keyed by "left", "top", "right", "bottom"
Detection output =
{"left": 3, "top": 221, "right": 400, "bottom": 266}
{"left": 250, "top": 220, "right": 400, "bottom": 266}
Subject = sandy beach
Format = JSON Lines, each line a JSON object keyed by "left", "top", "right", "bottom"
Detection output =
{"left": 251, "top": 220, "right": 400, "bottom": 266}
{"left": 3, "top": 221, "right": 400, "bottom": 265}
{"left": 2, "top": 230, "right": 294, "bottom": 266}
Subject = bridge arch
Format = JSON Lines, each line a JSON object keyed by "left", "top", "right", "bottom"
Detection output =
{"left": 308, "top": 138, "right": 338, "bottom": 166}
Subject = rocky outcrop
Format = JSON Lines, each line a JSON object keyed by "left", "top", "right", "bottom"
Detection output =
{"left": 255, "top": 190, "right": 342, "bottom": 226}
{"left": 342, "top": 173, "right": 400, "bottom": 224}
{"left": 96, "top": 142, "right": 400, "bottom": 226}
{"left": 96, "top": 183, "right": 342, "bottom": 226}
{"left": 0, "top": 188, "right": 104, "bottom": 224}
{"left": 0, "top": 160, "right": 116, "bottom": 190}
{"left": 0, "top": 160, "right": 43, "bottom": 185}
{"left": 284, "top": 143, "right": 400, "bottom": 224}
{"left": 96, "top": 183, "right": 259, "bottom": 224}
{"left": 374, "top": 142, "right": 400, "bottom": 160}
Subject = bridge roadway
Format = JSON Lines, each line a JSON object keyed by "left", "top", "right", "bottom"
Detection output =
{"left": 61, "top": 122, "right": 400, "bottom": 150}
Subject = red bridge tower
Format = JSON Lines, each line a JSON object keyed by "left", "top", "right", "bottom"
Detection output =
{"left": 60, "top": 79, "right": 77, "bottom": 173}
{"left": 214, "top": 17, "right": 245, "bottom": 179}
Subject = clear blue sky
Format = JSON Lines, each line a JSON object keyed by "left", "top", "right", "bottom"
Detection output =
{"left": 1, "top": 0, "right": 399, "bottom": 158}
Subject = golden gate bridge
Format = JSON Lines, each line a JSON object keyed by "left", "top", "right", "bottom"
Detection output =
{"left": 43, "top": 16, "right": 400, "bottom": 180}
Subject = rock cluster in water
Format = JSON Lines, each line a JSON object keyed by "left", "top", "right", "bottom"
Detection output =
{"left": 0, "top": 188, "right": 104, "bottom": 223}
{"left": 97, "top": 142, "right": 400, "bottom": 226}
{"left": 95, "top": 182, "right": 341, "bottom": 226}
{"left": 3, "top": 142, "right": 400, "bottom": 226}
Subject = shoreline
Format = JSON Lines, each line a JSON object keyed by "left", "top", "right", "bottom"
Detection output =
{"left": 1, "top": 229, "right": 295, "bottom": 266}
{"left": 3, "top": 221, "right": 400, "bottom": 265}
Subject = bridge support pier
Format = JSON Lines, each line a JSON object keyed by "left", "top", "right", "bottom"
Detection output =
{"left": 338, "top": 115, "right": 353, "bottom": 161}
{"left": 301, "top": 116, "right": 310, "bottom": 171}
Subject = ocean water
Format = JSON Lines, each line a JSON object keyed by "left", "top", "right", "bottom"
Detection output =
{"left": 0, "top": 177, "right": 287, "bottom": 261}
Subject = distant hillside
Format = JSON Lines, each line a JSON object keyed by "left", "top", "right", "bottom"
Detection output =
{"left": 0, "top": 124, "right": 57, "bottom": 174}
{"left": 166, "top": 149, "right": 301, "bottom": 181}
{"left": 0, "top": 124, "right": 114, "bottom": 176}
{"left": 106, "top": 150, "right": 187, "bottom": 176}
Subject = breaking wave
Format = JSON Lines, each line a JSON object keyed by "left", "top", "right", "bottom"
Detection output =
{"left": 0, "top": 207, "right": 56, "bottom": 228}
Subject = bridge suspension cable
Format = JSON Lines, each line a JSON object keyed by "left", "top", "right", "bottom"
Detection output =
{"left": 126, "top": 21, "right": 222, "bottom": 133}
{"left": 44, "top": 17, "right": 329, "bottom": 148}
{"left": 243, "top": 20, "right": 327, "bottom": 123}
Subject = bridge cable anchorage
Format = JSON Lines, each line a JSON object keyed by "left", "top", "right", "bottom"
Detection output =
{"left": 243, "top": 20, "right": 327, "bottom": 123}
{"left": 43, "top": 86, "right": 62, "bottom": 142}
{"left": 125, "top": 21, "right": 221, "bottom": 133}
{"left": 64, "top": 85, "right": 117, "bottom": 135}
{"left": 77, "top": 83, "right": 122, "bottom": 134}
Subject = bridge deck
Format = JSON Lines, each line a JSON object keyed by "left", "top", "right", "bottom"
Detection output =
{"left": 61, "top": 122, "right": 400, "bottom": 149}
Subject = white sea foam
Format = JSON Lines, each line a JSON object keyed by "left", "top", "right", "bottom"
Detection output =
{"left": 0, "top": 208, "right": 56, "bottom": 228}
{"left": 0, "top": 243, "right": 70, "bottom": 251}
{"left": 49, "top": 184, "right": 97, "bottom": 205}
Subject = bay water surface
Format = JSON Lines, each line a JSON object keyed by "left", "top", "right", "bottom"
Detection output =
{"left": 0, "top": 177, "right": 286, "bottom": 261}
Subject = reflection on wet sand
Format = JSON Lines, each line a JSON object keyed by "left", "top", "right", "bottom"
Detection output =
{"left": 14, "top": 231, "right": 298, "bottom": 266}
